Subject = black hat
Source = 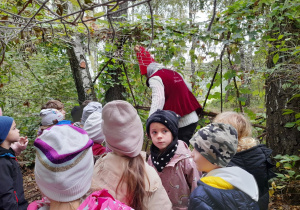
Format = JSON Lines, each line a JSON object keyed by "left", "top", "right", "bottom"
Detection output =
{"left": 146, "top": 110, "right": 180, "bottom": 139}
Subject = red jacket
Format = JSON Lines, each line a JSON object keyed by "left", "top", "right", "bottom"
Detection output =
{"left": 147, "top": 69, "right": 202, "bottom": 117}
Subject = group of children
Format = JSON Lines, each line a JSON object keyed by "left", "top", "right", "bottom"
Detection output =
{"left": 0, "top": 100, "right": 275, "bottom": 210}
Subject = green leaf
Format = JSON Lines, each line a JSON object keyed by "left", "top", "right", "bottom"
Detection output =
{"left": 238, "top": 97, "right": 247, "bottom": 102}
{"left": 94, "top": 12, "right": 105, "bottom": 18}
{"left": 283, "top": 163, "right": 292, "bottom": 169}
{"left": 290, "top": 156, "right": 300, "bottom": 161}
{"left": 287, "top": 170, "right": 295, "bottom": 177}
{"left": 12, "top": 6, "right": 18, "bottom": 14}
{"left": 295, "top": 113, "right": 300, "bottom": 119}
{"left": 292, "top": 50, "right": 300, "bottom": 55}
{"left": 280, "top": 48, "right": 289, "bottom": 52}
{"left": 298, "top": 126, "right": 300, "bottom": 131}
{"left": 282, "top": 109, "right": 294, "bottom": 115}
{"left": 284, "top": 122, "right": 295, "bottom": 128}
{"left": 278, "top": 34, "right": 284, "bottom": 40}
{"left": 273, "top": 53, "right": 279, "bottom": 64}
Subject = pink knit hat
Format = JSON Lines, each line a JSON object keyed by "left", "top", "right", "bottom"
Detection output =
{"left": 34, "top": 124, "right": 94, "bottom": 202}
{"left": 135, "top": 46, "right": 156, "bottom": 75}
{"left": 102, "top": 100, "right": 144, "bottom": 157}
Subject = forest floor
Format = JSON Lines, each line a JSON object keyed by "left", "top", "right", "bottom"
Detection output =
{"left": 20, "top": 162, "right": 300, "bottom": 209}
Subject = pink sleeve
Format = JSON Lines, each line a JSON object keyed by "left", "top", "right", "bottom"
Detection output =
{"left": 185, "top": 157, "right": 201, "bottom": 192}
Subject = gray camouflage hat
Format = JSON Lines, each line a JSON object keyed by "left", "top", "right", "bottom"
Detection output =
{"left": 189, "top": 123, "right": 238, "bottom": 167}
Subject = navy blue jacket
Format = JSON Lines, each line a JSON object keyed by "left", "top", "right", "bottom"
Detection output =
{"left": 0, "top": 147, "right": 28, "bottom": 210}
{"left": 228, "top": 144, "right": 276, "bottom": 210}
{"left": 188, "top": 181, "right": 259, "bottom": 210}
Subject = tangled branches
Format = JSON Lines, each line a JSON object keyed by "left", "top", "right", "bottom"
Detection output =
{"left": 0, "top": 0, "right": 153, "bottom": 65}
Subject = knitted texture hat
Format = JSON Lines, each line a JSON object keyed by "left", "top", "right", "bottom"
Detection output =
{"left": 81, "top": 102, "right": 102, "bottom": 125}
{"left": 189, "top": 123, "right": 238, "bottom": 167}
{"left": 146, "top": 109, "right": 180, "bottom": 140}
{"left": 102, "top": 100, "right": 143, "bottom": 157}
{"left": 83, "top": 112, "right": 105, "bottom": 144}
{"left": 40, "top": 109, "right": 64, "bottom": 126}
{"left": 0, "top": 116, "right": 14, "bottom": 144}
{"left": 34, "top": 124, "right": 94, "bottom": 202}
{"left": 136, "top": 46, "right": 156, "bottom": 75}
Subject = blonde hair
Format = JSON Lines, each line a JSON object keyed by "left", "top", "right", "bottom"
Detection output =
{"left": 117, "top": 154, "right": 149, "bottom": 210}
{"left": 213, "top": 111, "right": 258, "bottom": 152}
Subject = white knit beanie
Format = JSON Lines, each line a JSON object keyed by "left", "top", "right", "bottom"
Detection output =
{"left": 34, "top": 124, "right": 94, "bottom": 202}
{"left": 83, "top": 112, "right": 105, "bottom": 144}
{"left": 40, "top": 108, "right": 64, "bottom": 126}
{"left": 81, "top": 102, "right": 102, "bottom": 125}
{"left": 102, "top": 100, "right": 144, "bottom": 157}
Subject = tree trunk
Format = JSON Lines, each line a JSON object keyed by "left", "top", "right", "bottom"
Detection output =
{"left": 265, "top": 0, "right": 300, "bottom": 155}
{"left": 67, "top": 36, "right": 97, "bottom": 104}
{"left": 265, "top": 71, "right": 300, "bottom": 155}
{"left": 104, "top": 2, "right": 128, "bottom": 103}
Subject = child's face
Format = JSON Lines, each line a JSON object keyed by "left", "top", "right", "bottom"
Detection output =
{"left": 149, "top": 122, "right": 173, "bottom": 152}
{"left": 191, "top": 148, "right": 219, "bottom": 173}
{"left": 6, "top": 121, "right": 20, "bottom": 143}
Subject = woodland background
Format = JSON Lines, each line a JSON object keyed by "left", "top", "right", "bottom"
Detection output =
{"left": 0, "top": 0, "right": 299, "bottom": 208}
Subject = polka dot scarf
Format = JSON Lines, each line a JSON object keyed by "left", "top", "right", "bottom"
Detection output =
{"left": 150, "top": 138, "right": 178, "bottom": 172}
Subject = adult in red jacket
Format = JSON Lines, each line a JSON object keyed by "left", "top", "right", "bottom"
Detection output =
{"left": 135, "top": 46, "right": 202, "bottom": 145}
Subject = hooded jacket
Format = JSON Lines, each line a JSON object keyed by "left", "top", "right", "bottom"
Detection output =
{"left": 91, "top": 152, "right": 172, "bottom": 210}
{"left": 228, "top": 144, "right": 276, "bottom": 210}
{"left": 0, "top": 146, "right": 28, "bottom": 210}
{"left": 147, "top": 140, "right": 200, "bottom": 210}
{"left": 188, "top": 167, "right": 259, "bottom": 210}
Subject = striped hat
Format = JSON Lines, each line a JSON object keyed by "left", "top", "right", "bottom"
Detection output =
{"left": 34, "top": 124, "right": 94, "bottom": 202}
{"left": 135, "top": 46, "right": 156, "bottom": 75}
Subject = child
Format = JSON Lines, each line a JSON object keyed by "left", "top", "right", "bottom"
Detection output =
{"left": 91, "top": 100, "right": 172, "bottom": 210}
{"left": 188, "top": 123, "right": 259, "bottom": 209}
{"left": 0, "top": 116, "right": 28, "bottom": 210}
{"left": 213, "top": 111, "right": 276, "bottom": 210}
{"left": 81, "top": 101, "right": 102, "bottom": 126}
{"left": 37, "top": 108, "right": 64, "bottom": 136}
{"left": 0, "top": 108, "right": 28, "bottom": 156}
{"left": 84, "top": 111, "right": 108, "bottom": 156}
{"left": 41, "top": 99, "right": 66, "bottom": 118}
{"left": 146, "top": 109, "right": 200, "bottom": 209}
{"left": 80, "top": 101, "right": 109, "bottom": 156}
{"left": 28, "top": 124, "right": 94, "bottom": 210}
{"left": 28, "top": 124, "right": 133, "bottom": 210}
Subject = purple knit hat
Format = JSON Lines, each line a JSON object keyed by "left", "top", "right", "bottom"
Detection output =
{"left": 34, "top": 124, "right": 94, "bottom": 202}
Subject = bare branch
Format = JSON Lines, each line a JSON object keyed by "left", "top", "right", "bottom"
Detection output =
{"left": 92, "top": 58, "right": 113, "bottom": 83}
{"left": 202, "top": 44, "right": 226, "bottom": 112}
{"left": 20, "top": 0, "right": 50, "bottom": 34}
{"left": 207, "top": 0, "right": 217, "bottom": 31}
{"left": 18, "top": 0, "right": 33, "bottom": 15}
{"left": 227, "top": 47, "right": 244, "bottom": 113}
{"left": 122, "top": 62, "right": 137, "bottom": 107}
{"left": 147, "top": 0, "right": 154, "bottom": 50}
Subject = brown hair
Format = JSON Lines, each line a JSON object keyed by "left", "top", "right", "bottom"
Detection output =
{"left": 213, "top": 111, "right": 258, "bottom": 152}
{"left": 42, "top": 100, "right": 64, "bottom": 110}
{"left": 117, "top": 154, "right": 149, "bottom": 210}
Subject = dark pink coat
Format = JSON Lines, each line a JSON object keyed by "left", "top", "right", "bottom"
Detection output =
{"left": 148, "top": 140, "right": 200, "bottom": 210}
